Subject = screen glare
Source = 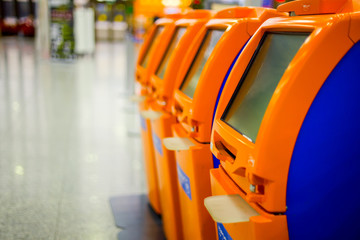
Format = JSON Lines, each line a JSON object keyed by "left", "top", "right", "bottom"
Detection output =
{"left": 156, "top": 27, "right": 187, "bottom": 79}
{"left": 180, "top": 29, "right": 224, "bottom": 99}
{"left": 223, "top": 33, "right": 310, "bottom": 142}
{"left": 140, "top": 26, "right": 164, "bottom": 68}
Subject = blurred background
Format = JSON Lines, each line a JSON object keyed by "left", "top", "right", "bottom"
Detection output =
{"left": 0, "top": 0, "right": 293, "bottom": 53}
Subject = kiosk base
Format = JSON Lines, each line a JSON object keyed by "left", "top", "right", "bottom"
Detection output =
{"left": 210, "top": 168, "right": 288, "bottom": 240}
{"left": 171, "top": 123, "right": 216, "bottom": 240}
{"left": 151, "top": 113, "right": 184, "bottom": 240}
{"left": 139, "top": 100, "right": 162, "bottom": 214}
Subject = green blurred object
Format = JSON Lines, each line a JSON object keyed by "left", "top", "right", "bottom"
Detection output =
{"left": 50, "top": 0, "right": 76, "bottom": 60}
{"left": 191, "top": 0, "right": 204, "bottom": 9}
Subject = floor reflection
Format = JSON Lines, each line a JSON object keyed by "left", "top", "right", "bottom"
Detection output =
{"left": 0, "top": 37, "right": 144, "bottom": 240}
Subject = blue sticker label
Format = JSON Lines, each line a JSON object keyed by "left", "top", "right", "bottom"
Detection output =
{"left": 152, "top": 132, "right": 163, "bottom": 156}
{"left": 217, "top": 223, "right": 233, "bottom": 240}
{"left": 262, "top": 0, "right": 272, "bottom": 7}
{"left": 177, "top": 163, "right": 192, "bottom": 200}
{"left": 140, "top": 116, "right": 146, "bottom": 131}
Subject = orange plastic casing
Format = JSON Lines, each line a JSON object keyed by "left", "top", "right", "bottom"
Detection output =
{"left": 156, "top": 7, "right": 286, "bottom": 240}
{"left": 137, "top": 10, "right": 212, "bottom": 215}
{"left": 136, "top": 15, "right": 182, "bottom": 91}
{"left": 148, "top": 10, "right": 214, "bottom": 240}
{"left": 210, "top": 167, "right": 288, "bottom": 240}
{"left": 136, "top": 15, "right": 181, "bottom": 215}
{"left": 210, "top": 1, "right": 360, "bottom": 239}
{"left": 172, "top": 8, "right": 286, "bottom": 143}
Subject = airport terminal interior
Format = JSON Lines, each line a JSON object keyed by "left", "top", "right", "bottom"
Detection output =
{"left": 1, "top": 0, "right": 360, "bottom": 239}
{"left": 0, "top": 37, "right": 144, "bottom": 239}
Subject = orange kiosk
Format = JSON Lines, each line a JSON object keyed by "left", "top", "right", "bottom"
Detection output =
{"left": 148, "top": 7, "right": 285, "bottom": 240}
{"left": 205, "top": 0, "right": 360, "bottom": 239}
{"left": 138, "top": 10, "right": 213, "bottom": 240}
{"left": 135, "top": 13, "right": 183, "bottom": 214}
{"left": 136, "top": 14, "right": 182, "bottom": 88}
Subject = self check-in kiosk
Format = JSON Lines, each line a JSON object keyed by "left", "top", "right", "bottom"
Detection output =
{"left": 137, "top": 10, "right": 213, "bottom": 239}
{"left": 205, "top": 0, "right": 360, "bottom": 239}
{"left": 135, "top": 13, "right": 183, "bottom": 215}
{"left": 148, "top": 7, "right": 285, "bottom": 240}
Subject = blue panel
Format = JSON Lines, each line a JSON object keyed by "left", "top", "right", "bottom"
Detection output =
{"left": 177, "top": 162, "right": 192, "bottom": 200}
{"left": 262, "top": 0, "right": 273, "bottom": 7}
{"left": 140, "top": 115, "right": 147, "bottom": 131}
{"left": 217, "top": 223, "right": 233, "bottom": 240}
{"left": 152, "top": 132, "right": 163, "bottom": 156}
{"left": 286, "top": 42, "right": 360, "bottom": 240}
{"left": 212, "top": 155, "right": 221, "bottom": 168}
{"left": 211, "top": 48, "right": 244, "bottom": 168}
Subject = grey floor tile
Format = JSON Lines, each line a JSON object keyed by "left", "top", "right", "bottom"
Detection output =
{"left": 55, "top": 195, "right": 119, "bottom": 240}
{"left": 0, "top": 195, "right": 59, "bottom": 240}
{"left": 0, "top": 36, "right": 145, "bottom": 239}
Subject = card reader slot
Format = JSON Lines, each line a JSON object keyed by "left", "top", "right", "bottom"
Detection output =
{"left": 215, "top": 140, "right": 236, "bottom": 162}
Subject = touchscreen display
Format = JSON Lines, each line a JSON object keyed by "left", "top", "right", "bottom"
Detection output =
{"left": 140, "top": 26, "right": 164, "bottom": 68}
{"left": 180, "top": 29, "right": 224, "bottom": 99}
{"left": 222, "top": 32, "right": 310, "bottom": 142}
{"left": 156, "top": 27, "right": 187, "bottom": 79}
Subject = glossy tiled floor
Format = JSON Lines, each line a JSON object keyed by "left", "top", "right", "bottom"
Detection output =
{"left": 0, "top": 37, "right": 145, "bottom": 239}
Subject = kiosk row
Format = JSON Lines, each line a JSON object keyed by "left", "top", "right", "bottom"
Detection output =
{"left": 134, "top": 0, "right": 360, "bottom": 239}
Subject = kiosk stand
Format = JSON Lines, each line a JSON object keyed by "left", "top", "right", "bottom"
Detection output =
{"left": 151, "top": 7, "right": 285, "bottom": 240}
{"left": 136, "top": 10, "right": 213, "bottom": 240}
{"left": 135, "top": 13, "right": 183, "bottom": 215}
{"left": 205, "top": 0, "right": 360, "bottom": 239}
{"left": 169, "top": 7, "right": 286, "bottom": 240}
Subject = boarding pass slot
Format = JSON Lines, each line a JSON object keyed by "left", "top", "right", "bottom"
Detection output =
{"left": 214, "top": 140, "right": 236, "bottom": 163}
